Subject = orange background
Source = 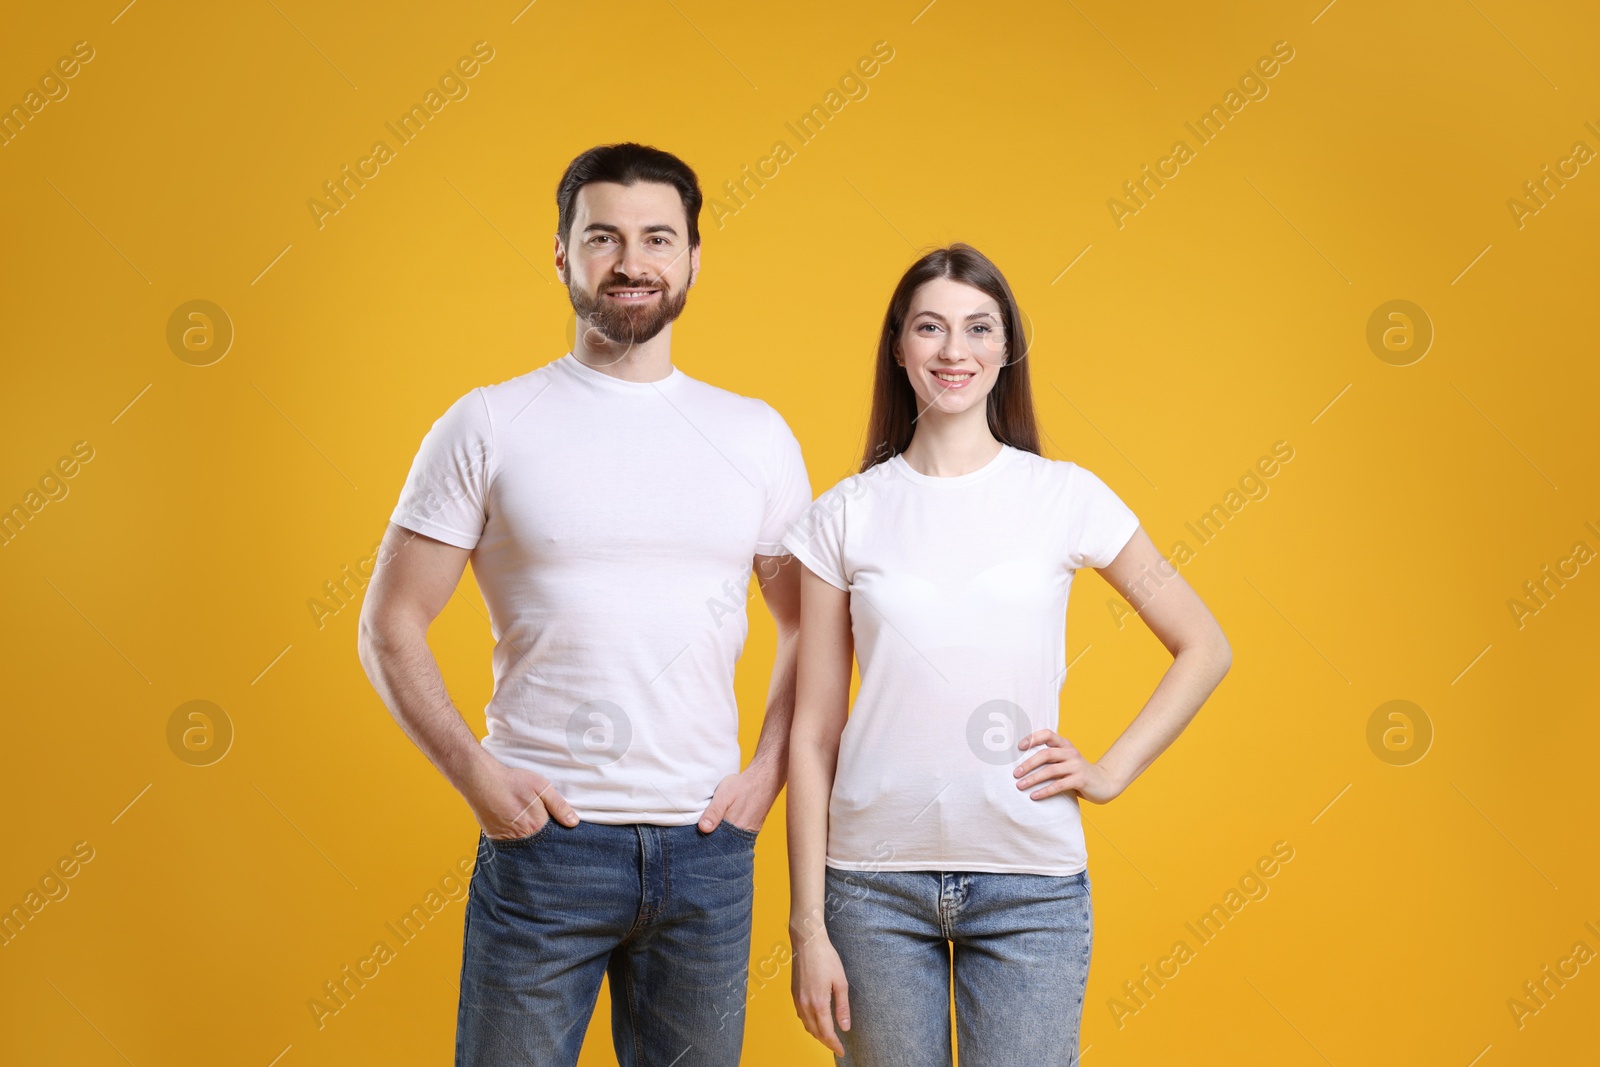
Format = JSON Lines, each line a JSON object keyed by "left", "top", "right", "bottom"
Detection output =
{"left": 2, "top": 1, "right": 1596, "bottom": 1064}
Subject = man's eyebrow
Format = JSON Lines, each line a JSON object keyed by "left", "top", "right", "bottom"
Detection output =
{"left": 581, "top": 222, "right": 680, "bottom": 236}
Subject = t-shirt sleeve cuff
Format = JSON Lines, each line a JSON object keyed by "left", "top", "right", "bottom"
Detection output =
{"left": 780, "top": 534, "right": 849, "bottom": 591}
{"left": 389, "top": 511, "right": 480, "bottom": 551}
{"left": 1101, "top": 513, "right": 1141, "bottom": 568}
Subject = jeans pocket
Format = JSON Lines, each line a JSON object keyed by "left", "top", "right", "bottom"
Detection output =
{"left": 484, "top": 817, "right": 555, "bottom": 850}
{"left": 719, "top": 820, "right": 760, "bottom": 841}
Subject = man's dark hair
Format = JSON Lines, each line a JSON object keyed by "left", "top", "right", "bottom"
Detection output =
{"left": 555, "top": 143, "right": 703, "bottom": 250}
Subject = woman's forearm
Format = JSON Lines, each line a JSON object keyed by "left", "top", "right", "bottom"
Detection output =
{"left": 1096, "top": 635, "right": 1231, "bottom": 796}
{"left": 787, "top": 731, "right": 839, "bottom": 944}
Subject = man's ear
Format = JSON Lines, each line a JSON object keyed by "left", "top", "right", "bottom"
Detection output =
{"left": 688, "top": 242, "right": 702, "bottom": 288}
{"left": 553, "top": 234, "right": 567, "bottom": 283}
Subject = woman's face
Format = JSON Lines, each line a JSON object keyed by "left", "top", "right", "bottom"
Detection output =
{"left": 894, "top": 277, "right": 1009, "bottom": 420}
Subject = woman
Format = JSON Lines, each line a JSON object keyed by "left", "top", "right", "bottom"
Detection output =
{"left": 782, "top": 244, "right": 1232, "bottom": 1065}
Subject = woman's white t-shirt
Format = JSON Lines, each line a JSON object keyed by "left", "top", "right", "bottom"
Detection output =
{"left": 780, "top": 444, "right": 1140, "bottom": 877}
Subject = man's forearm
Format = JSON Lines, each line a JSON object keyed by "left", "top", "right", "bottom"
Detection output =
{"left": 357, "top": 621, "right": 496, "bottom": 796}
{"left": 745, "top": 629, "right": 799, "bottom": 791}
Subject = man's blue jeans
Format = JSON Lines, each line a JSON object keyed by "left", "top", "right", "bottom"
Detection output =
{"left": 823, "top": 866, "right": 1094, "bottom": 1066}
{"left": 455, "top": 818, "right": 758, "bottom": 1066}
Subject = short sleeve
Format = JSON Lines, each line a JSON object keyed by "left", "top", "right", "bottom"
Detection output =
{"left": 755, "top": 406, "right": 813, "bottom": 556}
{"left": 1065, "top": 464, "right": 1140, "bottom": 570}
{"left": 388, "top": 389, "right": 494, "bottom": 550}
{"left": 779, "top": 486, "right": 849, "bottom": 591}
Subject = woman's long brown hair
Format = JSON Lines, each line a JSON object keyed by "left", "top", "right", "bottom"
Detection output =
{"left": 860, "top": 243, "right": 1041, "bottom": 472}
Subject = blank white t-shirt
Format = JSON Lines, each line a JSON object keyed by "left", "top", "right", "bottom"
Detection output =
{"left": 389, "top": 353, "right": 811, "bottom": 824}
{"left": 780, "top": 444, "right": 1140, "bottom": 876}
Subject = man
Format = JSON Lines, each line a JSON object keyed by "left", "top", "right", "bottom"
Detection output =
{"left": 357, "top": 142, "right": 810, "bottom": 1066}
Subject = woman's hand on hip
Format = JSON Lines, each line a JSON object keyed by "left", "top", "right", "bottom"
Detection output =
{"left": 1014, "top": 729, "right": 1126, "bottom": 805}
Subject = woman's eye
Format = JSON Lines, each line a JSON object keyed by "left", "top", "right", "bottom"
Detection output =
{"left": 971, "top": 324, "right": 992, "bottom": 335}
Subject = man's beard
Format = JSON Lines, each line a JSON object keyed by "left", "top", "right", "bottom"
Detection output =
{"left": 568, "top": 275, "right": 689, "bottom": 350}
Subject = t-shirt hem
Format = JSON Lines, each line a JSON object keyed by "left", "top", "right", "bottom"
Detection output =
{"left": 826, "top": 857, "right": 1087, "bottom": 877}
{"left": 780, "top": 535, "right": 848, "bottom": 591}
{"left": 390, "top": 513, "right": 480, "bottom": 551}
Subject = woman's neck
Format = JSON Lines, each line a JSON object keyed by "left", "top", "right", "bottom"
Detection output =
{"left": 900, "top": 414, "right": 1003, "bottom": 478}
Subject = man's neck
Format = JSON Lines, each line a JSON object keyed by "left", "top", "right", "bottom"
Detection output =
{"left": 572, "top": 328, "right": 675, "bottom": 383}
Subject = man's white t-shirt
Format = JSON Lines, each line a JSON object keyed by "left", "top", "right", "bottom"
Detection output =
{"left": 389, "top": 352, "right": 812, "bottom": 825}
{"left": 780, "top": 444, "right": 1140, "bottom": 877}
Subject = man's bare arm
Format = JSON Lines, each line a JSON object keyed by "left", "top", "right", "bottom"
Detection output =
{"left": 357, "top": 521, "right": 576, "bottom": 837}
{"left": 694, "top": 551, "right": 801, "bottom": 833}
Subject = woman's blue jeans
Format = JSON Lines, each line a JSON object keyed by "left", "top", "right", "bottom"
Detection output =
{"left": 455, "top": 818, "right": 758, "bottom": 1066}
{"left": 823, "top": 866, "right": 1093, "bottom": 1067}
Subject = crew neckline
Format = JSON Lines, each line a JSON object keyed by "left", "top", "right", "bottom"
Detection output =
{"left": 889, "top": 444, "right": 1019, "bottom": 486}
{"left": 556, "top": 351, "right": 684, "bottom": 391}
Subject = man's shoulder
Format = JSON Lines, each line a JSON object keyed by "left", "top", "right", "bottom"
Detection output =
{"left": 673, "top": 369, "right": 788, "bottom": 435}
